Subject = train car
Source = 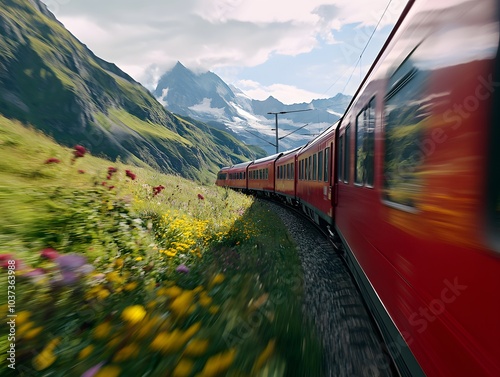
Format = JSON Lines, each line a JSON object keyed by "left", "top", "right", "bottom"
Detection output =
{"left": 247, "top": 153, "right": 281, "bottom": 195}
{"left": 296, "top": 122, "right": 338, "bottom": 226}
{"left": 219, "top": 161, "right": 252, "bottom": 191}
{"left": 215, "top": 167, "right": 229, "bottom": 187}
{"left": 334, "top": 0, "right": 500, "bottom": 376}
{"left": 275, "top": 147, "right": 301, "bottom": 205}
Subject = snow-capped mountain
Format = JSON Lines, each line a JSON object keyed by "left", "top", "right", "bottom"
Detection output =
{"left": 153, "top": 62, "right": 351, "bottom": 155}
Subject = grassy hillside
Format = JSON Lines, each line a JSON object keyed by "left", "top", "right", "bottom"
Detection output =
{"left": 0, "top": 0, "right": 261, "bottom": 182}
{"left": 0, "top": 117, "right": 321, "bottom": 376}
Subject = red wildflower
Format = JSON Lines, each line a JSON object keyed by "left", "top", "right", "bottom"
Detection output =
{"left": 153, "top": 185, "right": 165, "bottom": 196}
{"left": 107, "top": 174, "right": 112, "bottom": 180}
{"left": 108, "top": 185, "right": 115, "bottom": 190}
{"left": 78, "top": 169, "right": 85, "bottom": 174}
{"left": 73, "top": 145, "right": 86, "bottom": 158}
{"left": 125, "top": 169, "right": 136, "bottom": 180}
{"left": 108, "top": 167, "right": 118, "bottom": 173}
{"left": 0, "top": 253, "right": 13, "bottom": 262}
{"left": 40, "top": 248, "right": 59, "bottom": 260}
{"left": 101, "top": 181, "right": 107, "bottom": 186}
{"left": 197, "top": 193, "right": 205, "bottom": 200}
{"left": 45, "top": 157, "right": 61, "bottom": 164}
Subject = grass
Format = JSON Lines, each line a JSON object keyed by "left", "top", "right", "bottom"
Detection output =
{"left": 0, "top": 116, "right": 322, "bottom": 376}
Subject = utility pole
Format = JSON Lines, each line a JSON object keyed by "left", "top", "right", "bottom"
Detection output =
{"left": 267, "top": 109, "right": 312, "bottom": 153}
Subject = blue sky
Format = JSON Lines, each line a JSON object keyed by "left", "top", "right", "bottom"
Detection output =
{"left": 42, "top": 0, "right": 407, "bottom": 104}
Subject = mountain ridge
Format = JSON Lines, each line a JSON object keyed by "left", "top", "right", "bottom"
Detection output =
{"left": 154, "top": 63, "right": 352, "bottom": 154}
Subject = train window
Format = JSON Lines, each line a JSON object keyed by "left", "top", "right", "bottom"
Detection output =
{"left": 344, "top": 125, "right": 351, "bottom": 183}
{"left": 324, "top": 147, "right": 330, "bottom": 182}
{"left": 355, "top": 98, "right": 375, "bottom": 187}
{"left": 308, "top": 156, "right": 312, "bottom": 180}
{"left": 338, "top": 136, "right": 344, "bottom": 182}
{"left": 383, "top": 59, "right": 427, "bottom": 208}
{"left": 291, "top": 163, "right": 294, "bottom": 180}
{"left": 318, "top": 151, "right": 324, "bottom": 181}
{"left": 313, "top": 154, "right": 317, "bottom": 181}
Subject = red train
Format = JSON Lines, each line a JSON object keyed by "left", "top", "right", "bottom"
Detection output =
{"left": 216, "top": 0, "right": 500, "bottom": 376}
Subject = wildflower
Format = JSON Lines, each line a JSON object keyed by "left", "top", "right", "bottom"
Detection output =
{"left": 253, "top": 339, "right": 276, "bottom": 372}
{"left": 135, "top": 256, "right": 143, "bottom": 261}
{"left": 73, "top": 145, "right": 86, "bottom": 158}
{"left": 184, "top": 339, "right": 209, "bottom": 357}
{"left": 210, "top": 273, "right": 225, "bottom": 286}
{"left": 40, "top": 248, "right": 59, "bottom": 260}
{"left": 124, "top": 281, "right": 138, "bottom": 291}
{"left": 199, "top": 349, "right": 237, "bottom": 377}
{"left": 94, "top": 365, "right": 121, "bottom": 377}
{"left": 93, "top": 322, "right": 112, "bottom": 339}
{"left": 150, "top": 329, "right": 188, "bottom": 353}
{"left": 170, "top": 290, "right": 195, "bottom": 317}
{"left": 22, "top": 326, "right": 43, "bottom": 340}
{"left": 113, "top": 343, "right": 139, "bottom": 362}
{"left": 108, "top": 166, "right": 118, "bottom": 173}
{"left": 44, "top": 157, "right": 60, "bottom": 164}
{"left": 197, "top": 193, "right": 205, "bottom": 200}
{"left": 78, "top": 169, "right": 85, "bottom": 174}
{"left": 16, "top": 311, "right": 31, "bottom": 326}
{"left": 176, "top": 264, "right": 190, "bottom": 274}
{"left": 57, "top": 254, "right": 87, "bottom": 269}
{"left": 82, "top": 362, "right": 104, "bottom": 377}
{"left": 121, "top": 305, "right": 146, "bottom": 325}
{"left": 125, "top": 169, "right": 136, "bottom": 180}
{"left": 32, "top": 338, "right": 61, "bottom": 371}
{"left": 172, "top": 359, "right": 194, "bottom": 377}
{"left": 78, "top": 345, "right": 94, "bottom": 360}
{"left": 153, "top": 185, "right": 165, "bottom": 196}
{"left": 114, "top": 258, "right": 124, "bottom": 268}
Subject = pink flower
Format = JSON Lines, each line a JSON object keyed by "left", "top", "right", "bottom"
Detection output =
{"left": 125, "top": 169, "right": 136, "bottom": 180}
{"left": 45, "top": 157, "right": 61, "bottom": 164}
{"left": 0, "top": 253, "right": 13, "bottom": 261}
{"left": 40, "top": 248, "right": 59, "bottom": 260}
{"left": 197, "top": 193, "right": 205, "bottom": 200}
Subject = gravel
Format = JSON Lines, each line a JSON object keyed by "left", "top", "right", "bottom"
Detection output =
{"left": 264, "top": 200, "right": 396, "bottom": 377}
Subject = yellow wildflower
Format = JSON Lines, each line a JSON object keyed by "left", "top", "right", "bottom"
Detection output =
{"left": 136, "top": 257, "right": 143, "bottom": 261}
{"left": 198, "top": 292, "right": 212, "bottom": 307}
{"left": 17, "top": 321, "right": 34, "bottom": 337}
{"left": 253, "top": 339, "right": 276, "bottom": 372}
{"left": 95, "top": 365, "right": 121, "bottom": 377}
{"left": 184, "top": 339, "right": 209, "bottom": 357}
{"left": 97, "top": 288, "right": 110, "bottom": 301}
{"left": 173, "top": 359, "right": 194, "bottom": 377}
{"left": 32, "top": 338, "right": 61, "bottom": 371}
{"left": 113, "top": 343, "right": 139, "bottom": 362}
{"left": 78, "top": 345, "right": 94, "bottom": 360}
{"left": 210, "top": 273, "right": 225, "bottom": 287}
{"left": 16, "top": 310, "right": 31, "bottom": 324}
{"left": 23, "top": 326, "right": 43, "bottom": 340}
{"left": 93, "top": 322, "right": 112, "bottom": 339}
{"left": 199, "top": 349, "right": 237, "bottom": 377}
{"left": 166, "top": 249, "right": 177, "bottom": 257}
{"left": 150, "top": 330, "right": 188, "bottom": 354}
{"left": 33, "top": 350, "right": 56, "bottom": 371}
{"left": 114, "top": 258, "right": 124, "bottom": 268}
{"left": 121, "top": 305, "right": 146, "bottom": 325}
{"left": 124, "top": 282, "right": 138, "bottom": 291}
{"left": 170, "top": 290, "right": 195, "bottom": 317}
{"left": 106, "top": 271, "right": 124, "bottom": 284}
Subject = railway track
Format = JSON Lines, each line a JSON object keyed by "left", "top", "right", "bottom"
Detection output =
{"left": 262, "top": 198, "right": 398, "bottom": 377}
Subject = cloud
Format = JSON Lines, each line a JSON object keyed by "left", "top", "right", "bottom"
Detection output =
{"left": 41, "top": 0, "right": 407, "bottom": 102}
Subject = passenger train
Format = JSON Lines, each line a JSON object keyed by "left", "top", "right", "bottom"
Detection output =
{"left": 216, "top": 0, "right": 500, "bottom": 376}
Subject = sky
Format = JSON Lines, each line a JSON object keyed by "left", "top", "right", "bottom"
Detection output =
{"left": 41, "top": 0, "right": 409, "bottom": 104}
